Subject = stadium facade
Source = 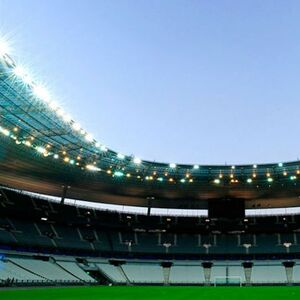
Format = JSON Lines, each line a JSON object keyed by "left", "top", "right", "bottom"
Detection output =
{"left": 1, "top": 41, "right": 300, "bottom": 287}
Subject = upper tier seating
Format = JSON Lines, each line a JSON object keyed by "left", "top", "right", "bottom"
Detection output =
{"left": 1, "top": 188, "right": 300, "bottom": 258}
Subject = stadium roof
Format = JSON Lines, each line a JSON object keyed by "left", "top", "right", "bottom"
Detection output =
{"left": 1, "top": 40, "right": 300, "bottom": 209}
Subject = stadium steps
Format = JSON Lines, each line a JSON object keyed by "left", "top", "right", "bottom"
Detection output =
{"left": 96, "top": 263, "right": 127, "bottom": 284}
{"left": 8, "top": 259, "right": 51, "bottom": 281}
{"left": 58, "top": 261, "right": 96, "bottom": 282}
{"left": 162, "top": 266, "right": 171, "bottom": 285}
{"left": 34, "top": 223, "right": 57, "bottom": 248}
{"left": 118, "top": 265, "right": 131, "bottom": 285}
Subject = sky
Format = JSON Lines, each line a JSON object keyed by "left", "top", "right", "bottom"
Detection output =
{"left": 1, "top": 0, "right": 300, "bottom": 165}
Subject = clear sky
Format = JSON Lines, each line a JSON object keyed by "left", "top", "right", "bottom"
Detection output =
{"left": 1, "top": 0, "right": 300, "bottom": 165}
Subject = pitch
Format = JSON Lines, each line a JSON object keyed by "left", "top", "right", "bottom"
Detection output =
{"left": 0, "top": 286, "right": 300, "bottom": 300}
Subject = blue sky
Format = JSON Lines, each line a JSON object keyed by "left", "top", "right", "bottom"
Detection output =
{"left": 1, "top": 0, "right": 300, "bottom": 165}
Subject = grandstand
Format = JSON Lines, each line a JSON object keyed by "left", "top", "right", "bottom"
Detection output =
{"left": 1, "top": 29, "right": 300, "bottom": 298}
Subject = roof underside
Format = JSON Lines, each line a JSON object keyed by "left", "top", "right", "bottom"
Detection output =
{"left": 1, "top": 53, "right": 300, "bottom": 209}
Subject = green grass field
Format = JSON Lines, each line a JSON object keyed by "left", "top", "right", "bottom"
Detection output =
{"left": 0, "top": 286, "right": 300, "bottom": 300}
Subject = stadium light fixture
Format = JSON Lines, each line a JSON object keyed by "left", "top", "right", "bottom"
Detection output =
{"left": 117, "top": 153, "right": 125, "bottom": 160}
{"left": 62, "top": 114, "right": 72, "bottom": 123}
{"left": 48, "top": 100, "right": 59, "bottom": 111}
{"left": 278, "top": 162, "right": 283, "bottom": 167}
{"left": 36, "top": 146, "right": 46, "bottom": 154}
{"left": 86, "top": 164, "right": 100, "bottom": 171}
{"left": 13, "top": 65, "right": 33, "bottom": 85}
{"left": 0, "top": 127, "right": 10, "bottom": 136}
{"left": 193, "top": 165, "right": 199, "bottom": 169}
{"left": 114, "top": 171, "right": 124, "bottom": 177}
{"left": 169, "top": 163, "right": 176, "bottom": 168}
{"left": 72, "top": 122, "right": 81, "bottom": 131}
{"left": 85, "top": 133, "right": 93, "bottom": 142}
{"left": 33, "top": 85, "right": 51, "bottom": 103}
{"left": 133, "top": 157, "right": 141, "bottom": 164}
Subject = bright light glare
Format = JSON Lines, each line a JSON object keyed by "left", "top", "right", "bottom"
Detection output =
{"left": 63, "top": 114, "right": 72, "bottom": 123}
{"left": 33, "top": 85, "right": 51, "bottom": 102}
{"left": 133, "top": 157, "right": 141, "bottom": 164}
{"left": 0, "top": 39, "right": 10, "bottom": 56}
{"left": 117, "top": 153, "right": 125, "bottom": 159}
{"left": 13, "top": 66, "right": 32, "bottom": 85}
{"left": 169, "top": 163, "right": 176, "bottom": 168}
{"left": 36, "top": 146, "right": 46, "bottom": 154}
{"left": 86, "top": 164, "right": 101, "bottom": 171}
{"left": 85, "top": 133, "right": 93, "bottom": 142}
{"left": 72, "top": 122, "right": 81, "bottom": 131}
{"left": 114, "top": 171, "right": 124, "bottom": 177}
{"left": 56, "top": 108, "right": 65, "bottom": 117}
{"left": 48, "top": 101, "right": 59, "bottom": 111}
{"left": 0, "top": 127, "right": 10, "bottom": 136}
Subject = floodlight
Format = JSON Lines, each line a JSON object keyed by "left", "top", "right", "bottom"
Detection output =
{"left": 48, "top": 101, "right": 59, "bottom": 111}
{"left": 133, "top": 157, "right": 141, "bottom": 164}
{"left": 33, "top": 85, "right": 51, "bottom": 102}
{"left": 72, "top": 122, "right": 81, "bottom": 131}
{"left": 36, "top": 146, "right": 46, "bottom": 154}
{"left": 85, "top": 133, "right": 93, "bottom": 142}
{"left": 114, "top": 171, "right": 124, "bottom": 177}
{"left": 117, "top": 153, "right": 125, "bottom": 159}
{"left": 62, "top": 114, "right": 72, "bottom": 123}
{"left": 86, "top": 164, "right": 100, "bottom": 171}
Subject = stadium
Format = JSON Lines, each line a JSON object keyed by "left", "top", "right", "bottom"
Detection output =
{"left": 1, "top": 4, "right": 300, "bottom": 299}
